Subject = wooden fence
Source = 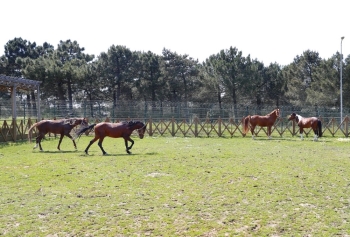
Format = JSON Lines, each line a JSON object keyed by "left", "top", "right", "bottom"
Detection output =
{"left": 1, "top": 116, "right": 349, "bottom": 143}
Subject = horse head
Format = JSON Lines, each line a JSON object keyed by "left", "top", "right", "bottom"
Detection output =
{"left": 72, "top": 118, "right": 88, "bottom": 126}
{"left": 80, "top": 118, "right": 88, "bottom": 126}
{"left": 135, "top": 121, "right": 147, "bottom": 139}
{"left": 288, "top": 113, "right": 298, "bottom": 122}
{"left": 275, "top": 109, "right": 280, "bottom": 117}
{"left": 126, "top": 121, "right": 147, "bottom": 139}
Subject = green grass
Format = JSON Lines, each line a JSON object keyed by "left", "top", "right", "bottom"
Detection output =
{"left": 1, "top": 135, "right": 350, "bottom": 236}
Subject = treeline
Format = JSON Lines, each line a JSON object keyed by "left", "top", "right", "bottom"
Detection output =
{"left": 0, "top": 37, "right": 349, "bottom": 110}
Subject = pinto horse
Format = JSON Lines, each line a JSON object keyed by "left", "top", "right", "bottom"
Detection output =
{"left": 76, "top": 121, "right": 147, "bottom": 155}
{"left": 242, "top": 109, "right": 280, "bottom": 139}
{"left": 288, "top": 113, "right": 322, "bottom": 141}
{"left": 28, "top": 118, "right": 88, "bottom": 151}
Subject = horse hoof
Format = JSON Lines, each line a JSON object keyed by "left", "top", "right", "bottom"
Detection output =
{"left": 126, "top": 150, "right": 131, "bottom": 154}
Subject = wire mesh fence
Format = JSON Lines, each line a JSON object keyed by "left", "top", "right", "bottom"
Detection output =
{"left": 0, "top": 99, "right": 349, "bottom": 124}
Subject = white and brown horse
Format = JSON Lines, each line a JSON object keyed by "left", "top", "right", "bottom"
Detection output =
{"left": 288, "top": 113, "right": 322, "bottom": 141}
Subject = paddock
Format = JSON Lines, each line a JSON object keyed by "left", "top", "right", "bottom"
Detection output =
{"left": 1, "top": 136, "right": 350, "bottom": 236}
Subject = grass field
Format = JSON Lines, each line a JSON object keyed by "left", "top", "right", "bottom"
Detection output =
{"left": 1, "top": 134, "right": 350, "bottom": 236}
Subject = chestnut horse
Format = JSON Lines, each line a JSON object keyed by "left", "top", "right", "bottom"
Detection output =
{"left": 28, "top": 118, "right": 88, "bottom": 151}
{"left": 288, "top": 113, "right": 322, "bottom": 141}
{"left": 242, "top": 109, "right": 280, "bottom": 139}
{"left": 76, "top": 121, "right": 147, "bottom": 155}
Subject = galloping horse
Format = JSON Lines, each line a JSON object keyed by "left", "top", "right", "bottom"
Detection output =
{"left": 288, "top": 113, "right": 322, "bottom": 141}
{"left": 76, "top": 121, "right": 147, "bottom": 155}
{"left": 242, "top": 109, "right": 280, "bottom": 139}
{"left": 28, "top": 118, "right": 88, "bottom": 151}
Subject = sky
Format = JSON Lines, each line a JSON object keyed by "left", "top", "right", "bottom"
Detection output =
{"left": 1, "top": 0, "right": 349, "bottom": 66}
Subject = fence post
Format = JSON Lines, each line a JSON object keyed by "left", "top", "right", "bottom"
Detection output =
{"left": 83, "top": 101, "right": 86, "bottom": 118}
{"left": 12, "top": 118, "right": 17, "bottom": 142}
{"left": 194, "top": 117, "right": 198, "bottom": 137}
{"left": 345, "top": 116, "right": 349, "bottom": 137}
{"left": 149, "top": 118, "right": 153, "bottom": 136}
{"left": 171, "top": 117, "right": 175, "bottom": 137}
{"left": 144, "top": 102, "right": 147, "bottom": 120}
{"left": 218, "top": 117, "right": 222, "bottom": 137}
{"left": 23, "top": 102, "right": 26, "bottom": 123}
{"left": 292, "top": 119, "right": 296, "bottom": 136}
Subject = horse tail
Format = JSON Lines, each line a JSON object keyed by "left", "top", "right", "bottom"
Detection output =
{"left": 242, "top": 115, "right": 251, "bottom": 134}
{"left": 28, "top": 122, "right": 39, "bottom": 143}
{"left": 75, "top": 124, "right": 96, "bottom": 139}
{"left": 317, "top": 120, "right": 322, "bottom": 137}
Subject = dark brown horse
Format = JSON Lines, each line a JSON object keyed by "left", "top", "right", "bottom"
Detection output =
{"left": 242, "top": 109, "right": 280, "bottom": 139}
{"left": 288, "top": 113, "right": 322, "bottom": 141}
{"left": 28, "top": 118, "right": 88, "bottom": 151}
{"left": 76, "top": 121, "right": 147, "bottom": 155}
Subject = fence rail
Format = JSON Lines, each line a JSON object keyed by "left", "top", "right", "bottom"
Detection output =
{"left": 1, "top": 116, "right": 349, "bottom": 143}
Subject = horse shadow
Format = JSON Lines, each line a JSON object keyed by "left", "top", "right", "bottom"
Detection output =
{"left": 36, "top": 150, "right": 80, "bottom": 154}
{"left": 251, "top": 137, "right": 331, "bottom": 142}
{"left": 83, "top": 151, "right": 158, "bottom": 157}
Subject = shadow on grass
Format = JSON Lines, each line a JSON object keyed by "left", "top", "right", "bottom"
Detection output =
{"left": 249, "top": 136, "right": 333, "bottom": 142}
{"left": 33, "top": 150, "right": 81, "bottom": 153}
{"left": 81, "top": 151, "right": 159, "bottom": 157}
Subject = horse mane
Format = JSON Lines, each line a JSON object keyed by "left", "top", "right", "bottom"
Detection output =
{"left": 127, "top": 121, "right": 144, "bottom": 127}
{"left": 121, "top": 121, "right": 138, "bottom": 128}
{"left": 266, "top": 109, "right": 279, "bottom": 116}
{"left": 295, "top": 114, "right": 303, "bottom": 123}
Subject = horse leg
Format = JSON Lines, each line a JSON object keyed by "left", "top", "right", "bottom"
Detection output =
{"left": 35, "top": 133, "right": 44, "bottom": 151}
{"left": 124, "top": 137, "right": 134, "bottom": 154}
{"left": 57, "top": 134, "right": 64, "bottom": 150}
{"left": 34, "top": 135, "right": 40, "bottom": 149}
{"left": 299, "top": 127, "right": 304, "bottom": 140}
{"left": 97, "top": 138, "right": 107, "bottom": 155}
{"left": 313, "top": 127, "right": 318, "bottom": 141}
{"left": 66, "top": 134, "right": 77, "bottom": 149}
{"left": 268, "top": 126, "right": 271, "bottom": 139}
{"left": 85, "top": 137, "right": 99, "bottom": 155}
{"left": 250, "top": 125, "right": 255, "bottom": 140}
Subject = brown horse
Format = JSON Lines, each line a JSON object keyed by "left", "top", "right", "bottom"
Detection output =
{"left": 242, "top": 109, "right": 280, "bottom": 139}
{"left": 288, "top": 113, "right": 322, "bottom": 141}
{"left": 28, "top": 118, "right": 88, "bottom": 151}
{"left": 76, "top": 121, "right": 147, "bottom": 155}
